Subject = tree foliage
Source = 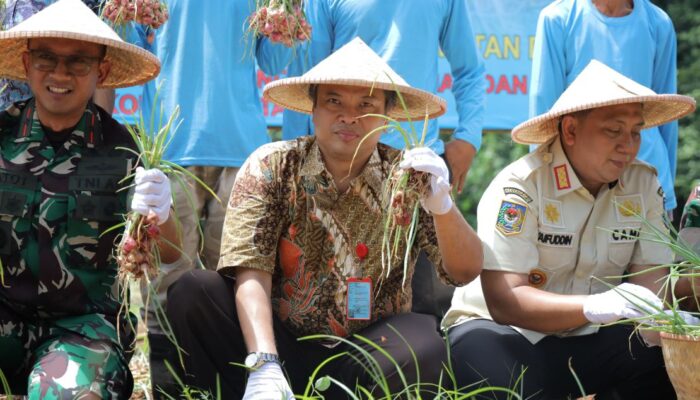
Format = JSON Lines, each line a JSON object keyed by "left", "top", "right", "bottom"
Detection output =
{"left": 654, "top": 0, "right": 700, "bottom": 205}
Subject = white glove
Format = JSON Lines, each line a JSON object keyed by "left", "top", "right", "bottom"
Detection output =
{"left": 243, "top": 362, "right": 294, "bottom": 400}
{"left": 399, "top": 147, "right": 453, "bottom": 215}
{"left": 583, "top": 283, "right": 663, "bottom": 324}
{"left": 130, "top": 167, "right": 172, "bottom": 225}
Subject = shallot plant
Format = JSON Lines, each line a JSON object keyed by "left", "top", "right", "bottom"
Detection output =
{"left": 107, "top": 88, "right": 219, "bottom": 339}
{"left": 247, "top": 0, "right": 311, "bottom": 47}
{"left": 348, "top": 85, "right": 434, "bottom": 289}
{"left": 101, "top": 0, "right": 169, "bottom": 31}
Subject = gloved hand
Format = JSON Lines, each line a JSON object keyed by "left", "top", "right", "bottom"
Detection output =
{"left": 399, "top": 147, "right": 453, "bottom": 215}
{"left": 130, "top": 167, "right": 172, "bottom": 225}
{"left": 639, "top": 310, "right": 700, "bottom": 347}
{"left": 243, "top": 362, "right": 295, "bottom": 400}
{"left": 583, "top": 283, "right": 663, "bottom": 324}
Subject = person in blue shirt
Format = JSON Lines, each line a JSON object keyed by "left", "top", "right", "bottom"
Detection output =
{"left": 0, "top": 0, "right": 113, "bottom": 111}
{"left": 530, "top": 0, "right": 679, "bottom": 212}
{"left": 135, "top": 1, "right": 291, "bottom": 397}
{"left": 282, "top": 0, "right": 486, "bottom": 318}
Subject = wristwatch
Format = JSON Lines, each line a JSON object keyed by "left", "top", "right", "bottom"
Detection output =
{"left": 244, "top": 352, "right": 281, "bottom": 369}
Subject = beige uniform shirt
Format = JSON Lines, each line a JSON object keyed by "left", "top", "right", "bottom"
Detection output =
{"left": 443, "top": 138, "right": 672, "bottom": 343}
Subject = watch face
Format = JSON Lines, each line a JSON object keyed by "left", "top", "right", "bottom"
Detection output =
{"left": 244, "top": 353, "right": 259, "bottom": 369}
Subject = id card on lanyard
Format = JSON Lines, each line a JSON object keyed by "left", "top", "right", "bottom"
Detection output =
{"left": 346, "top": 277, "right": 372, "bottom": 321}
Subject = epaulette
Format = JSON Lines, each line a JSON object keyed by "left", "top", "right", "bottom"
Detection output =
{"left": 628, "top": 158, "right": 659, "bottom": 176}
{"left": 510, "top": 150, "right": 546, "bottom": 181}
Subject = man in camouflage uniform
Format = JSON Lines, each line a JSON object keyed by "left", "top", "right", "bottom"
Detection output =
{"left": 0, "top": 0, "right": 179, "bottom": 398}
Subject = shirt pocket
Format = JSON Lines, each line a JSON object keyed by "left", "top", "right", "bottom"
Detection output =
{"left": 535, "top": 230, "right": 577, "bottom": 290}
{"left": 606, "top": 226, "right": 641, "bottom": 268}
{"left": 66, "top": 192, "right": 126, "bottom": 269}
{"left": 0, "top": 190, "right": 32, "bottom": 256}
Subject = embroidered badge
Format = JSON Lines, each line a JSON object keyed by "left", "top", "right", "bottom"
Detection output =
{"left": 553, "top": 164, "right": 571, "bottom": 190}
{"left": 614, "top": 194, "right": 645, "bottom": 223}
{"left": 504, "top": 187, "right": 533, "bottom": 203}
{"left": 609, "top": 227, "right": 641, "bottom": 243}
{"left": 541, "top": 198, "right": 564, "bottom": 228}
{"left": 537, "top": 231, "right": 574, "bottom": 247}
{"left": 496, "top": 200, "right": 527, "bottom": 236}
{"left": 528, "top": 269, "right": 548, "bottom": 288}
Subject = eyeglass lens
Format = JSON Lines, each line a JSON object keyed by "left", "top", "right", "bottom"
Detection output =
{"left": 29, "top": 50, "right": 100, "bottom": 76}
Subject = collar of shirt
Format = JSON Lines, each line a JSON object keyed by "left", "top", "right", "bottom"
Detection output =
{"left": 547, "top": 137, "right": 584, "bottom": 198}
{"left": 299, "top": 139, "right": 386, "bottom": 198}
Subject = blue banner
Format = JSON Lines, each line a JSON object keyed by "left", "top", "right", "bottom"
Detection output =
{"left": 115, "top": 0, "right": 550, "bottom": 130}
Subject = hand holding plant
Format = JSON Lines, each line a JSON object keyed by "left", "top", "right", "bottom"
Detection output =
{"left": 399, "top": 147, "right": 453, "bottom": 216}
{"left": 583, "top": 282, "right": 664, "bottom": 324}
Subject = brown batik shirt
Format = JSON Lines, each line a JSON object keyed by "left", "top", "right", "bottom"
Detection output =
{"left": 219, "top": 136, "right": 455, "bottom": 338}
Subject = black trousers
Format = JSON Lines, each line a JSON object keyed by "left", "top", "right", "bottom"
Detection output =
{"left": 448, "top": 319, "right": 675, "bottom": 400}
{"left": 167, "top": 269, "right": 449, "bottom": 399}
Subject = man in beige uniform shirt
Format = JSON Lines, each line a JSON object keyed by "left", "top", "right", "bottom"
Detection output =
{"left": 443, "top": 60, "right": 696, "bottom": 399}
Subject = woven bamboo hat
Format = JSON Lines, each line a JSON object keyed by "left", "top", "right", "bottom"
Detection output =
{"left": 263, "top": 37, "right": 446, "bottom": 121}
{"left": 0, "top": 0, "right": 160, "bottom": 88}
{"left": 512, "top": 60, "right": 696, "bottom": 144}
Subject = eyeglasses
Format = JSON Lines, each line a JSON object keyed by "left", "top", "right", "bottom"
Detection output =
{"left": 27, "top": 50, "right": 103, "bottom": 76}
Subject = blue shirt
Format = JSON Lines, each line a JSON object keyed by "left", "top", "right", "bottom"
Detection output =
{"left": 282, "top": 0, "right": 486, "bottom": 155}
{"left": 0, "top": 0, "right": 102, "bottom": 109}
{"left": 137, "top": 0, "right": 291, "bottom": 167}
{"left": 530, "top": 0, "right": 678, "bottom": 210}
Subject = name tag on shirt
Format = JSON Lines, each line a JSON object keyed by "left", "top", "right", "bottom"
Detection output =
{"left": 347, "top": 277, "right": 372, "bottom": 321}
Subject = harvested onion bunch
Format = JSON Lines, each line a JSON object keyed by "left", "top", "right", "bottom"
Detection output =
{"left": 101, "top": 0, "right": 169, "bottom": 30}
{"left": 248, "top": 0, "right": 311, "bottom": 47}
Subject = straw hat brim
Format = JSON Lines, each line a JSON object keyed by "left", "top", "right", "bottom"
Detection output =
{"left": 512, "top": 95, "right": 696, "bottom": 144}
{"left": 0, "top": 31, "right": 160, "bottom": 89}
{"left": 263, "top": 77, "right": 447, "bottom": 121}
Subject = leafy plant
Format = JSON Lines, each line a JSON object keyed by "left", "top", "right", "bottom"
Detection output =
{"left": 605, "top": 203, "right": 700, "bottom": 336}
{"left": 295, "top": 329, "right": 524, "bottom": 400}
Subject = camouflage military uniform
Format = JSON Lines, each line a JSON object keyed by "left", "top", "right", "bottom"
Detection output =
{"left": 0, "top": 99, "right": 136, "bottom": 398}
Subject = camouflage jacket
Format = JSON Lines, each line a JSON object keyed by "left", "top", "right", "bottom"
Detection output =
{"left": 0, "top": 99, "right": 137, "bottom": 341}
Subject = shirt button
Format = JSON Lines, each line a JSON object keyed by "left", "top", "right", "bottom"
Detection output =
{"left": 542, "top": 153, "right": 553, "bottom": 163}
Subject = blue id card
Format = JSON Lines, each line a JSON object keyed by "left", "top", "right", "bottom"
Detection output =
{"left": 347, "top": 277, "right": 372, "bottom": 320}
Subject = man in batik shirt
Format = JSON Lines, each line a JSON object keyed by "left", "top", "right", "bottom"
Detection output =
{"left": 166, "top": 38, "right": 484, "bottom": 399}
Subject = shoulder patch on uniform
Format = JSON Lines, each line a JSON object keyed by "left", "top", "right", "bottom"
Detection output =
{"left": 553, "top": 164, "right": 571, "bottom": 190}
{"left": 496, "top": 200, "right": 528, "bottom": 236}
{"left": 503, "top": 187, "right": 533, "bottom": 203}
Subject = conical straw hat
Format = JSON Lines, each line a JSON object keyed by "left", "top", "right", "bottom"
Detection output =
{"left": 512, "top": 60, "right": 696, "bottom": 144}
{"left": 263, "top": 37, "right": 446, "bottom": 121}
{"left": 0, "top": 0, "right": 160, "bottom": 88}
